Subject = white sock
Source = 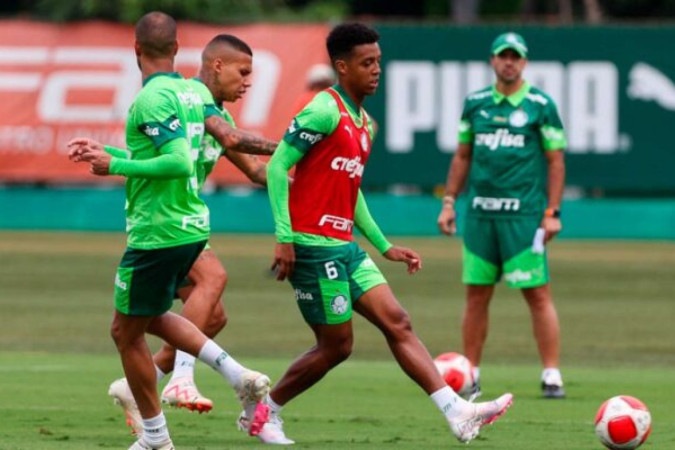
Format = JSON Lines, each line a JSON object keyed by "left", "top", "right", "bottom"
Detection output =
{"left": 155, "top": 366, "right": 166, "bottom": 384}
{"left": 197, "top": 340, "right": 247, "bottom": 387}
{"left": 430, "top": 386, "right": 469, "bottom": 419}
{"left": 472, "top": 366, "right": 480, "bottom": 383}
{"left": 141, "top": 412, "right": 171, "bottom": 446}
{"left": 171, "top": 351, "right": 196, "bottom": 379}
{"left": 542, "top": 368, "right": 563, "bottom": 385}
{"left": 267, "top": 394, "right": 284, "bottom": 416}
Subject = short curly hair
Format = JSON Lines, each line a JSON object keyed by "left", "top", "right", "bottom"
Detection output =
{"left": 326, "top": 23, "right": 379, "bottom": 63}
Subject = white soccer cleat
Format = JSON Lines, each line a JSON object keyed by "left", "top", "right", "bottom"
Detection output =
{"left": 161, "top": 376, "right": 213, "bottom": 413}
{"left": 108, "top": 378, "right": 143, "bottom": 435}
{"left": 128, "top": 438, "right": 174, "bottom": 450}
{"left": 236, "top": 371, "right": 271, "bottom": 406}
{"left": 235, "top": 371, "right": 271, "bottom": 431}
{"left": 238, "top": 411, "right": 295, "bottom": 445}
{"left": 448, "top": 393, "right": 513, "bottom": 443}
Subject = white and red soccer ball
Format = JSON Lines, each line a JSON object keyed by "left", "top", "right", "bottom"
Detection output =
{"left": 433, "top": 352, "right": 475, "bottom": 398}
{"left": 594, "top": 395, "right": 652, "bottom": 450}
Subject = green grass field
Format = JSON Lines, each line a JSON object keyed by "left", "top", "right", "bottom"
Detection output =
{"left": 1, "top": 232, "right": 674, "bottom": 449}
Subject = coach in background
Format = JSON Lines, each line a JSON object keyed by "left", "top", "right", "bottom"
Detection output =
{"left": 437, "top": 32, "right": 567, "bottom": 399}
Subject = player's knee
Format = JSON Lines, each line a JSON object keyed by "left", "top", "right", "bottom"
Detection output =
{"left": 210, "top": 266, "right": 227, "bottom": 294}
{"left": 320, "top": 336, "right": 353, "bottom": 365}
{"left": 110, "top": 323, "right": 142, "bottom": 351}
{"left": 385, "top": 310, "right": 414, "bottom": 340}
{"left": 205, "top": 304, "right": 227, "bottom": 337}
{"left": 200, "top": 269, "right": 227, "bottom": 302}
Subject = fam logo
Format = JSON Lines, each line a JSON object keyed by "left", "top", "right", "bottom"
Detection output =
{"left": 331, "top": 295, "right": 349, "bottom": 315}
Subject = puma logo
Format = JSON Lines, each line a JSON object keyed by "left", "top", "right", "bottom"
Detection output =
{"left": 627, "top": 63, "right": 675, "bottom": 110}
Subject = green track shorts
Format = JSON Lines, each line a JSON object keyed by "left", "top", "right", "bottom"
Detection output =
{"left": 462, "top": 215, "right": 549, "bottom": 288}
{"left": 289, "top": 242, "right": 387, "bottom": 325}
{"left": 114, "top": 240, "right": 207, "bottom": 316}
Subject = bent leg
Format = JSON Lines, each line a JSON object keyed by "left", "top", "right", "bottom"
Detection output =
{"left": 270, "top": 321, "right": 353, "bottom": 406}
{"left": 354, "top": 284, "right": 446, "bottom": 395}
{"left": 153, "top": 249, "right": 228, "bottom": 373}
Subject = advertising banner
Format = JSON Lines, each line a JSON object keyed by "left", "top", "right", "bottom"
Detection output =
{"left": 0, "top": 20, "right": 329, "bottom": 184}
{"left": 2, "top": 22, "right": 674, "bottom": 192}
{"left": 366, "top": 25, "right": 675, "bottom": 192}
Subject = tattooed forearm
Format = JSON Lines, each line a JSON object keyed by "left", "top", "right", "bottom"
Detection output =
{"left": 227, "top": 133, "right": 278, "bottom": 155}
{"left": 205, "top": 116, "right": 278, "bottom": 155}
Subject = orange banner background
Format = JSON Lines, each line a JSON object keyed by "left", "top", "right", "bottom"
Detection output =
{"left": 0, "top": 20, "right": 329, "bottom": 184}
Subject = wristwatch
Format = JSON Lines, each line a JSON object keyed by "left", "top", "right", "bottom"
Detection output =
{"left": 544, "top": 208, "right": 561, "bottom": 218}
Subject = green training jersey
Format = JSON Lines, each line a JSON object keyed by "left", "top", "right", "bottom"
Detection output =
{"left": 458, "top": 81, "right": 566, "bottom": 218}
{"left": 187, "top": 78, "right": 236, "bottom": 190}
{"left": 123, "top": 72, "right": 209, "bottom": 249}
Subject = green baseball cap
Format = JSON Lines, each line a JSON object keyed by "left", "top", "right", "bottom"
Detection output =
{"left": 491, "top": 32, "right": 528, "bottom": 58}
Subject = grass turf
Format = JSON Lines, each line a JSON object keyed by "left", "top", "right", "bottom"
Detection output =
{"left": 0, "top": 232, "right": 674, "bottom": 449}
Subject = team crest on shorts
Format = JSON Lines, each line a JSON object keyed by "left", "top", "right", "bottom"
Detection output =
{"left": 331, "top": 295, "right": 349, "bottom": 315}
{"left": 509, "top": 109, "right": 528, "bottom": 127}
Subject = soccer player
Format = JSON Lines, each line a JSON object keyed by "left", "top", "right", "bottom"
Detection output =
{"left": 437, "top": 32, "right": 567, "bottom": 399}
{"left": 158, "top": 33, "right": 269, "bottom": 409}
{"left": 68, "top": 12, "right": 271, "bottom": 449}
{"left": 106, "top": 33, "right": 271, "bottom": 431}
{"left": 243, "top": 22, "right": 513, "bottom": 445}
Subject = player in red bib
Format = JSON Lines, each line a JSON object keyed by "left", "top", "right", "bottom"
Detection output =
{"left": 243, "top": 23, "right": 513, "bottom": 445}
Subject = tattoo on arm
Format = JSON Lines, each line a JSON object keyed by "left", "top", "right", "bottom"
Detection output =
{"left": 227, "top": 132, "right": 277, "bottom": 155}
{"left": 206, "top": 116, "right": 277, "bottom": 155}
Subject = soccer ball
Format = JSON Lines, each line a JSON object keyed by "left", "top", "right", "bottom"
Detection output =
{"left": 433, "top": 352, "right": 475, "bottom": 398}
{"left": 594, "top": 395, "right": 652, "bottom": 450}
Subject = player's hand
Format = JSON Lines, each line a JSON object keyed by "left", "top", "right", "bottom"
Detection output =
{"left": 67, "top": 137, "right": 104, "bottom": 162}
{"left": 383, "top": 246, "right": 422, "bottom": 274}
{"left": 437, "top": 206, "right": 457, "bottom": 235}
{"left": 271, "top": 242, "right": 295, "bottom": 281}
{"left": 541, "top": 217, "right": 562, "bottom": 243}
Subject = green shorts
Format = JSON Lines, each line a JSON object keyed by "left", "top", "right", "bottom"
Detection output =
{"left": 462, "top": 215, "right": 548, "bottom": 288}
{"left": 289, "top": 242, "right": 387, "bottom": 325}
{"left": 114, "top": 240, "right": 207, "bottom": 316}
{"left": 174, "top": 242, "right": 212, "bottom": 295}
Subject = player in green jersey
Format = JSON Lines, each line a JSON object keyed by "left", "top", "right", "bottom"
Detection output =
{"left": 437, "top": 32, "right": 567, "bottom": 399}
{"left": 68, "top": 13, "right": 272, "bottom": 449}
{"left": 154, "top": 34, "right": 270, "bottom": 413}
{"left": 99, "top": 34, "right": 272, "bottom": 432}
{"left": 243, "top": 23, "right": 512, "bottom": 445}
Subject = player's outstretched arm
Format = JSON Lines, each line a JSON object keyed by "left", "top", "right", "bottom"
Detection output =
{"left": 67, "top": 137, "right": 192, "bottom": 178}
{"left": 224, "top": 151, "right": 267, "bottom": 186}
{"left": 205, "top": 115, "right": 277, "bottom": 155}
{"left": 353, "top": 190, "right": 421, "bottom": 274}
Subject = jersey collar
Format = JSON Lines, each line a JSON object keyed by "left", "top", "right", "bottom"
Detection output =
{"left": 142, "top": 71, "right": 183, "bottom": 87}
{"left": 492, "top": 80, "right": 530, "bottom": 107}
{"left": 332, "top": 84, "right": 363, "bottom": 120}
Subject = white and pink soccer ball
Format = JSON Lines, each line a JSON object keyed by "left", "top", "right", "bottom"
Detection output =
{"left": 594, "top": 395, "right": 652, "bottom": 450}
{"left": 433, "top": 352, "right": 475, "bottom": 398}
